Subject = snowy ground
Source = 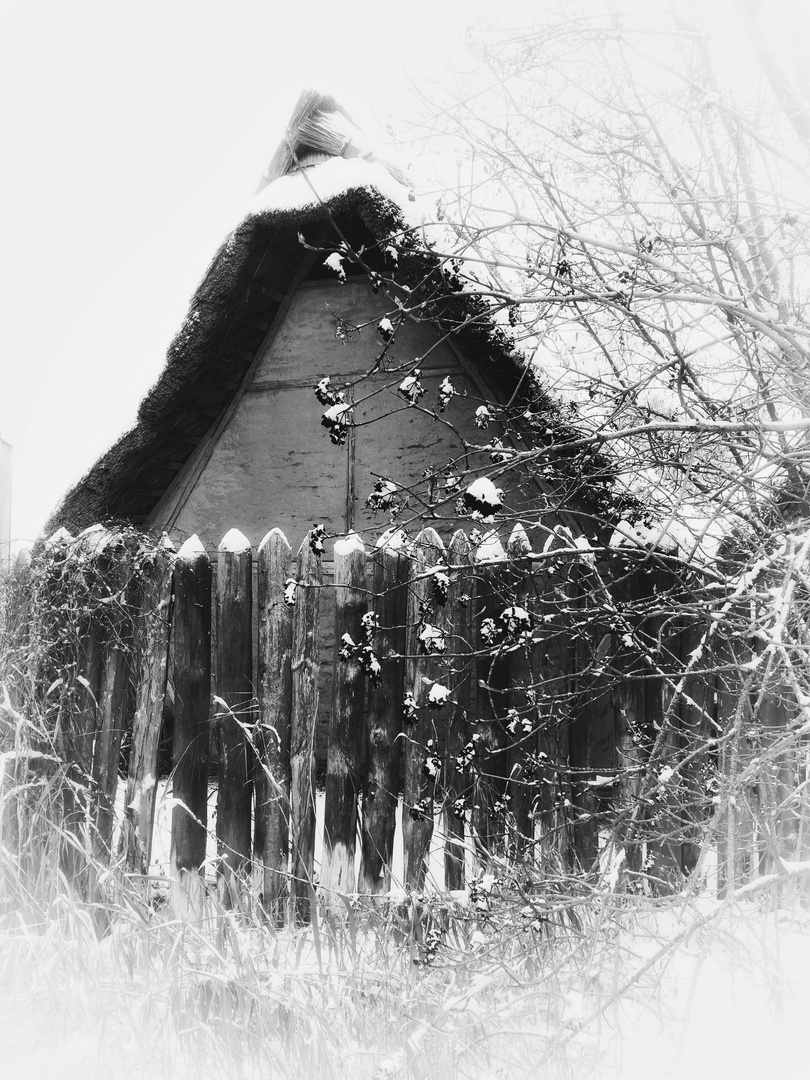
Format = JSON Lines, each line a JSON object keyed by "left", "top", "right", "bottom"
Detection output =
{"left": 126, "top": 779, "right": 454, "bottom": 892}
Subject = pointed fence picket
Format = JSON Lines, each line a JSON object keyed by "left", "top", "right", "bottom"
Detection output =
{"left": 254, "top": 528, "right": 293, "bottom": 919}
{"left": 170, "top": 536, "right": 211, "bottom": 881}
{"left": 289, "top": 530, "right": 322, "bottom": 921}
{"left": 358, "top": 532, "right": 408, "bottom": 894}
{"left": 121, "top": 536, "right": 175, "bottom": 873}
{"left": 215, "top": 529, "right": 253, "bottom": 905}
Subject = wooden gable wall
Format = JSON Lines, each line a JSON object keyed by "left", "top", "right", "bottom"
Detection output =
{"left": 147, "top": 277, "right": 525, "bottom": 548}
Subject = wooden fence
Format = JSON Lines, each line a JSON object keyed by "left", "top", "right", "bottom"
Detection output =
{"left": 16, "top": 518, "right": 808, "bottom": 916}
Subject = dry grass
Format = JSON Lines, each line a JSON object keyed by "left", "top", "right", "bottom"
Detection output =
{"left": 3, "top": 559, "right": 810, "bottom": 1080}
{"left": 2, "top": 791, "right": 810, "bottom": 1080}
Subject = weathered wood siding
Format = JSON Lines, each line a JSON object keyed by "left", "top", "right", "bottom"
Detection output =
{"left": 149, "top": 279, "right": 499, "bottom": 546}
{"left": 146, "top": 278, "right": 528, "bottom": 763}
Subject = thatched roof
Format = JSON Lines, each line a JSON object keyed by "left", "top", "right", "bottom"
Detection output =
{"left": 49, "top": 91, "right": 568, "bottom": 535}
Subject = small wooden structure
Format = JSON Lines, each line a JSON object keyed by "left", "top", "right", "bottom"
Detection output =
{"left": 49, "top": 91, "right": 575, "bottom": 764}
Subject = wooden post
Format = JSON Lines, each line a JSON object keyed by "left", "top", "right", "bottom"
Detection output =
{"left": 471, "top": 531, "right": 509, "bottom": 869}
{"left": 322, "top": 532, "right": 367, "bottom": 898}
{"left": 122, "top": 535, "right": 175, "bottom": 873}
{"left": 255, "top": 528, "right": 293, "bottom": 919}
{"left": 92, "top": 532, "right": 137, "bottom": 864}
{"left": 171, "top": 535, "right": 211, "bottom": 895}
{"left": 532, "top": 538, "right": 576, "bottom": 872}
{"left": 444, "top": 530, "right": 475, "bottom": 891}
{"left": 674, "top": 618, "right": 717, "bottom": 879}
{"left": 359, "top": 530, "right": 408, "bottom": 894}
{"left": 71, "top": 525, "right": 111, "bottom": 784}
{"left": 289, "top": 530, "right": 322, "bottom": 921}
{"left": 41, "top": 528, "right": 91, "bottom": 886}
{"left": 505, "top": 524, "right": 536, "bottom": 864}
{"left": 215, "top": 529, "right": 254, "bottom": 904}
{"left": 402, "top": 527, "right": 447, "bottom": 890}
{"left": 756, "top": 666, "right": 798, "bottom": 870}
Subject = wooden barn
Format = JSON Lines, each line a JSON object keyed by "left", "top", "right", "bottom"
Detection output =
{"left": 52, "top": 92, "right": 556, "bottom": 547}
{"left": 51, "top": 93, "right": 591, "bottom": 758}
{"left": 46, "top": 92, "right": 702, "bottom": 895}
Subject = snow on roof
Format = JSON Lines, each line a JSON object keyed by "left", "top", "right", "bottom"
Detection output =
{"left": 249, "top": 155, "right": 426, "bottom": 229}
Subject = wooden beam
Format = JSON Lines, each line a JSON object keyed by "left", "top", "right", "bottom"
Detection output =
{"left": 218, "top": 345, "right": 255, "bottom": 363}
{"left": 146, "top": 460, "right": 186, "bottom": 473}
{"left": 127, "top": 488, "right": 170, "bottom": 499}
{"left": 237, "top": 313, "right": 273, "bottom": 332}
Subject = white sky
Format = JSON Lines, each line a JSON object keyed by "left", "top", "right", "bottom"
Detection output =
{"left": 1, "top": 0, "right": 807, "bottom": 548}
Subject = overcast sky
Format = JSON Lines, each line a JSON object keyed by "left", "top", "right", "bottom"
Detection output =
{"left": 1, "top": 0, "right": 807, "bottom": 548}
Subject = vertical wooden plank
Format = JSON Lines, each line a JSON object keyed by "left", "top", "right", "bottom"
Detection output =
{"left": 674, "top": 618, "right": 717, "bottom": 879}
{"left": 505, "top": 524, "right": 535, "bottom": 863}
{"left": 215, "top": 529, "right": 254, "bottom": 904}
{"left": 611, "top": 559, "right": 670, "bottom": 886}
{"left": 568, "top": 559, "right": 612, "bottom": 871}
{"left": 71, "top": 525, "right": 111, "bottom": 784}
{"left": 92, "top": 532, "right": 137, "bottom": 864}
{"left": 402, "top": 527, "right": 447, "bottom": 890}
{"left": 359, "top": 530, "right": 408, "bottom": 894}
{"left": 122, "top": 535, "right": 175, "bottom": 873}
{"left": 756, "top": 666, "right": 798, "bottom": 869}
{"left": 290, "top": 530, "right": 322, "bottom": 921}
{"left": 171, "top": 535, "right": 211, "bottom": 889}
{"left": 322, "top": 532, "right": 367, "bottom": 898}
{"left": 533, "top": 543, "right": 576, "bottom": 872}
{"left": 471, "top": 531, "right": 509, "bottom": 869}
{"left": 444, "top": 530, "right": 475, "bottom": 890}
{"left": 255, "top": 527, "right": 293, "bottom": 919}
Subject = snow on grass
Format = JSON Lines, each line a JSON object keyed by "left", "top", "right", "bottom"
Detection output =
{"left": 3, "top": 884, "right": 810, "bottom": 1080}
